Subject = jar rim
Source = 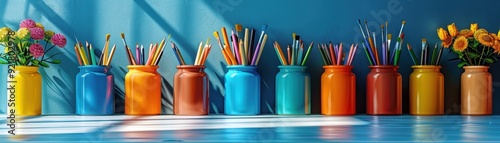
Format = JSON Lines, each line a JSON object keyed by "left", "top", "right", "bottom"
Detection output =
{"left": 369, "top": 65, "right": 399, "bottom": 69}
{"left": 127, "top": 65, "right": 159, "bottom": 69}
{"left": 463, "top": 66, "right": 489, "bottom": 69}
{"left": 323, "top": 65, "right": 353, "bottom": 69}
{"left": 227, "top": 65, "right": 257, "bottom": 69}
{"left": 12, "top": 66, "right": 39, "bottom": 70}
{"left": 278, "top": 65, "right": 307, "bottom": 69}
{"left": 78, "top": 65, "right": 111, "bottom": 68}
{"left": 176, "top": 65, "right": 206, "bottom": 69}
{"left": 411, "top": 65, "right": 441, "bottom": 69}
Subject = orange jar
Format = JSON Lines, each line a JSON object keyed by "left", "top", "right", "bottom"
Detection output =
{"left": 461, "top": 66, "right": 492, "bottom": 115}
{"left": 321, "top": 65, "right": 356, "bottom": 115}
{"left": 366, "top": 65, "right": 402, "bottom": 115}
{"left": 174, "top": 65, "right": 209, "bottom": 115}
{"left": 125, "top": 65, "right": 161, "bottom": 115}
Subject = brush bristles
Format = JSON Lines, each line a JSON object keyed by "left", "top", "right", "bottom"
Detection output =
{"left": 388, "top": 34, "right": 392, "bottom": 39}
{"left": 213, "top": 32, "right": 219, "bottom": 38}
{"left": 106, "top": 34, "right": 110, "bottom": 41}
{"left": 402, "top": 21, "right": 406, "bottom": 24}
{"left": 381, "top": 25, "right": 384, "bottom": 29}
{"left": 422, "top": 38, "right": 426, "bottom": 42}
{"left": 235, "top": 24, "right": 242, "bottom": 32}
{"left": 120, "top": 33, "right": 125, "bottom": 39}
{"left": 261, "top": 24, "right": 268, "bottom": 31}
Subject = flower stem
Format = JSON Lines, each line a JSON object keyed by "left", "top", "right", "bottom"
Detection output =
{"left": 464, "top": 48, "right": 473, "bottom": 66}
{"left": 41, "top": 44, "right": 56, "bottom": 61}
{"left": 478, "top": 45, "right": 486, "bottom": 65}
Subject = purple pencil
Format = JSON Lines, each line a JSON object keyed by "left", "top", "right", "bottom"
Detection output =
{"left": 135, "top": 44, "right": 140, "bottom": 64}
{"left": 382, "top": 42, "right": 386, "bottom": 65}
{"left": 251, "top": 24, "right": 268, "bottom": 65}
{"left": 231, "top": 30, "right": 241, "bottom": 64}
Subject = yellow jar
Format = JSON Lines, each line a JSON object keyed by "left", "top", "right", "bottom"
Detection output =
{"left": 409, "top": 65, "right": 444, "bottom": 115}
{"left": 12, "top": 66, "right": 42, "bottom": 116}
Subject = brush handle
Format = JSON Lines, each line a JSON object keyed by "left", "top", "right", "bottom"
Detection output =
{"left": 389, "top": 41, "right": 399, "bottom": 65}
{"left": 382, "top": 42, "right": 386, "bottom": 65}
{"left": 431, "top": 46, "right": 438, "bottom": 65}
{"left": 363, "top": 47, "right": 373, "bottom": 66}
{"left": 408, "top": 47, "right": 419, "bottom": 65}
{"left": 435, "top": 46, "right": 444, "bottom": 65}
{"left": 364, "top": 38, "right": 377, "bottom": 65}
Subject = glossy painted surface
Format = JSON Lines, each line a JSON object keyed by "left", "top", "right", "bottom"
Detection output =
{"left": 275, "top": 66, "right": 310, "bottom": 115}
{"left": 224, "top": 66, "right": 260, "bottom": 115}
{"left": 366, "top": 66, "right": 402, "bottom": 115}
{"left": 174, "top": 65, "right": 209, "bottom": 115}
{"left": 321, "top": 66, "right": 356, "bottom": 115}
{"left": 409, "top": 66, "right": 444, "bottom": 115}
{"left": 125, "top": 66, "right": 161, "bottom": 115}
{"left": 461, "top": 66, "right": 492, "bottom": 115}
{"left": 13, "top": 66, "right": 42, "bottom": 116}
{"left": 1, "top": 115, "right": 500, "bottom": 142}
{"left": 76, "top": 66, "right": 114, "bottom": 115}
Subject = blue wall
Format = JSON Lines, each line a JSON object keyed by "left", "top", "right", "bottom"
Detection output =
{"left": 1, "top": 0, "right": 500, "bottom": 115}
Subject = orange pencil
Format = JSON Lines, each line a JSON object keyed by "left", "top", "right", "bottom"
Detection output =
{"left": 74, "top": 45, "right": 83, "bottom": 66}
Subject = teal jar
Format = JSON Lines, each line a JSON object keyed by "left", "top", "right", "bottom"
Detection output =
{"left": 275, "top": 66, "right": 310, "bottom": 115}
{"left": 224, "top": 65, "right": 260, "bottom": 115}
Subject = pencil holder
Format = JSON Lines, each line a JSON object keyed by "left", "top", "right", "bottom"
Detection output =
{"left": 76, "top": 66, "right": 114, "bottom": 115}
{"left": 125, "top": 65, "right": 161, "bottom": 115}
{"left": 224, "top": 65, "right": 260, "bottom": 115}
{"left": 174, "top": 65, "right": 209, "bottom": 115}
{"left": 409, "top": 65, "right": 444, "bottom": 115}
{"left": 275, "top": 66, "right": 310, "bottom": 115}
{"left": 366, "top": 65, "right": 402, "bottom": 115}
{"left": 321, "top": 65, "right": 356, "bottom": 115}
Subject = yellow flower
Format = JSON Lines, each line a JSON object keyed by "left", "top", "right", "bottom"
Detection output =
{"left": 470, "top": 23, "right": 478, "bottom": 32}
{"left": 478, "top": 33, "right": 495, "bottom": 47}
{"left": 16, "top": 28, "right": 30, "bottom": 40}
{"left": 0, "top": 27, "right": 11, "bottom": 42}
{"left": 491, "top": 33, "right": 498, "bottom": 40}
{"left": 453, "top": 36, "right": 468, "bottom": 51}
{"left": 493, "top": 41, "right": 500, "bottom": 53}
{"left": 4, "top": 47, "right": 9, "bottom": 53}
{"left": 497, "top": 30, "right": 500, "bottom": 40}
{"left": 447, "top": 23, "right": 458, "bottom": 37}
{"left": 458, "top": 29, "right": 474, "bottom": 37}
{"left": 36, "top": 22, "right": 44, "bottom": 31}
{"left": 442, "top": 36, "right": 453, "bottom": 48}
{"left": 474, "top": 29, "right": 488, "bottom": 39}
{"left": 437, "top": 28, "right": 450, "bottom": 41}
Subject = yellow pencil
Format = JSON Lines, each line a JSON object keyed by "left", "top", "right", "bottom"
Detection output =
{"left": 194, "top": 41, "right": 203, "bottom": 65}
{"left": 255, "top": 34, "right": 268, "bottom": 65}
{"left": 105, "top": 44, "right": 116, "bottom": 66}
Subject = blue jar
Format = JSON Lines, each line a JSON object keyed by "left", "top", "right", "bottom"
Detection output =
{"left": 275, "top": 66, "right": 310, "bottom": 115}
{"left": 224, "top": 65, "right": 260, "bottom": 115}
{"left": 76, "top": 66, "right": 114, "bottom": 115}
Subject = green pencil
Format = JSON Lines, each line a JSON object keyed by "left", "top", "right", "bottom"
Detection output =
{"left": 406, "top": 43, "right": 419, "bottom": 65}
{"left": 362, "top": 41, "right": 374, "bottom": 65}
{"left": 301, "top": 42, "right": 314, "bottom": 66}
{"left": 318, "top": 44, "right": 328, "bottom": 65}
{"left": 394, "top": 46, "right": 401, "bottom": 66}
{"left": 430, "top": 43, "right": 438, "bottom": 65}
{"left": 89, "top": 44, "right": 97, "bottom": 65}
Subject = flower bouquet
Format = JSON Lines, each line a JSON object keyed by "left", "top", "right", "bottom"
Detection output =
{"left": 437, "top": 23, "right": 498, "bottom": 115}
{"left": 437, "top": 23, "right": 500, "bottom": 67}
{"left": 0, "top": 18, "right": 67, "bottom": 67}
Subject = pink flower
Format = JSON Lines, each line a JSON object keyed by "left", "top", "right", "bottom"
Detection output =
{"left": 29, "top": 27, "right": 44, "bottom": 40}
{"left": 51, "top": 33, "right": 66, "bottom": 48}
{"left": 29, "top": 43, "right": 44, "bottom": 58}
{"left": 19, "top": 19, "right": 36, "bottom": 28}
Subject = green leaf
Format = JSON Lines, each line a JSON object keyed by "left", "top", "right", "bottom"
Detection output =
{"left": 0, "top": 58, "right": 8, "bottom": 64}
{"left": 467, "top": 52, "right": 480, "bottom": 58}
{"left": 485, "top": 58, "right": 494, "bottom": 64}
{"left": 458, "top": 61, "right": 469, "bottom": 68}
{"left": 49, "top": 59, "right": 61, "bottom": 64}
{"left": 19, "top": 56, "right": 26, "bottom": 64}
{"left": 32, "top": 60, "right": 39, "bottom": 66}
{"left": 40, "top": 61, "right": 49, "bottom": 68}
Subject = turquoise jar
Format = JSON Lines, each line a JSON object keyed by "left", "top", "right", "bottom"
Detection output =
{"left": 224, "top": 65, "right": 260, "bottom": 115}
{"left": 275, "top": 66, "right": 310, "bottom": 115}
{"left": 76, "top": 66, "right": 114, "bottom": 115}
